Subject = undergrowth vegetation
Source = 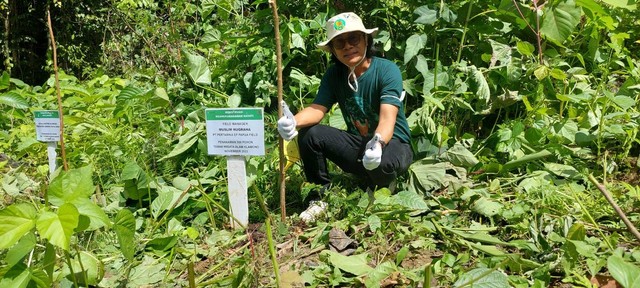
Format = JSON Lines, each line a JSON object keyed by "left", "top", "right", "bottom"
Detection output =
{"left": 1, "top": 0, "right": 639, "bottom": 287}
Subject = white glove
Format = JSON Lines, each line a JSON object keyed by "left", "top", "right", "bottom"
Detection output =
{"left": 277, "top": 115, "right": 297, "bottom": 141}
{"left": 362, "top": 133, "right": 383, "bottom": 170}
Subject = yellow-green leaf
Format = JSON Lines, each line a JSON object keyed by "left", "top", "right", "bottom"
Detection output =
{"left": 36, "top": 204, "right": 79, "bottom": 251}
{"left": 0, "top": 203, "right": 37, "bottom": 249}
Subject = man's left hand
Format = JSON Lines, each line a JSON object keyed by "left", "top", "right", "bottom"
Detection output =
{"left": 363, "top": 134, "right": 383, "bottom": 170}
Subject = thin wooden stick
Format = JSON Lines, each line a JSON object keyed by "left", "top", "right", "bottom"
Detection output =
{"left": 588, "top": 174, "right": 640, "bottom": 243}
{"left": 269, "top": 0, "right": 286, "bottom": 222}
{"left": 46, "top": 9, "right": 68, "bottom": 171}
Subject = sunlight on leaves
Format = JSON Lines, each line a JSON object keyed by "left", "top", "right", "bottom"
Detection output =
{"left": 0, "top": 203, "right": 37, "bottom": 249}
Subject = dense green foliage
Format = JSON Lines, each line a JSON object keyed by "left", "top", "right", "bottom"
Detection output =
{"left": 1, "top": 0, "right": 640, "bottom": 287}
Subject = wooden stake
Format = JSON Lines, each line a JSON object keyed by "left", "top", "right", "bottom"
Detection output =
{"left": 269, "top": 0, "right": 286, "bottom": 222}
{"left": 46, "top": 9, "right": 68, "bottom": 171}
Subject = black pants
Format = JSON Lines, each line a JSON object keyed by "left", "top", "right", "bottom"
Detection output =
{"left": 298, "top": 124, "right": 413, "bottom": 190}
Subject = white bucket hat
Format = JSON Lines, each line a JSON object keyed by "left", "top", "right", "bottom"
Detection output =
{"left": 317, "top": 12, "right": 378, "bottom": 52}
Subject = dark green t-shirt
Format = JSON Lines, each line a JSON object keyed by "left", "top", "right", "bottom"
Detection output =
{"left": 313, "top": 56, "right": 411, "bottom": 143}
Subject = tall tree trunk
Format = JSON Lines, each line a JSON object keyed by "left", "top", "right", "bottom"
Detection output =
{"left": 1, "top": 0, "right": 49, "bottom": 84}
{"left": 1, "top": 0, "right": 12, "bottom": 73}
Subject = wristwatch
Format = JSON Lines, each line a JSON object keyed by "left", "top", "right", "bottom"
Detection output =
{"left": 377, "top": 138, "right": 386, "bottom": 149}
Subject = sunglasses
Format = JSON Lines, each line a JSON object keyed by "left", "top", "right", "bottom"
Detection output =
{"left": 331, "top": 32, "right": 364, "bottom": 50}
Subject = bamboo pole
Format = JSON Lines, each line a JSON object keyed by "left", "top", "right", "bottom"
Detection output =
{"left": 269, "top": 0, "right": 286, "bottom": 222}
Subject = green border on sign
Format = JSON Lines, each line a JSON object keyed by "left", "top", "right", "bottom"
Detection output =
{"left": 206, "top": 108, "right": 263, "bottom": 121}
{"left": 34, "top": 110, "right": 60, "bottom": 118}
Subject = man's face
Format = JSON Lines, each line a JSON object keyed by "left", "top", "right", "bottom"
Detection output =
{"left": 330, "top": 32, "right": 366, "bottom": 67}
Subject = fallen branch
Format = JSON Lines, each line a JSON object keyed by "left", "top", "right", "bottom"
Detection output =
{"left": 588, "top": 174, "right": 640, "bottom": 243}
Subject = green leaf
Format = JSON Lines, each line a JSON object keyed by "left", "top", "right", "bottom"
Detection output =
{"left": 566, "top": 223, "right": 586, "bottom": 240}
{"left": 117, "top": 85, "right": 144, "bottom": 101}
{"left": 122, "top": 160, "right": 144, "bottom": 181}
{"left": 365, "top": 261, "right": 397, "bottom": 287}
{"left": 448, "top": 229, "right": 508, "bottom": 245}
{"left": 368, "top": 215, "right": 381, "bottom": 232}
{"left": 540, "top": 0, "right": 582, "bottom": 45}
{"left": 393, "top": 191, "right": 429, "bottom": 210}
{"left": 0, "top": 263, "right": 51, "bottom": 288}
{"left": 414, "top": 5, "right": 438, "bottom": 25}
{"left": 566, "top": 240, "right": 597, "bottom": 258}
{"left": 63, "top": 251, "right": 104, "bottom": 286}
{"left": 500, "top": 149, "right": 552, "bottom": 173}
{"left": 415, "top": 55, "right": 430, "bottom": 79}
{"left": 607, "top": 255, "right": 640, "bottom": 288}
{"left": 121, "top": 161, "right": 149, "bottom": 200}
{"left": 599, "top": 0, "right": 637, "bottom": 10}
{"left": 292, "top": 33, "right": 305, "bottom": 49}
{"left": 150, "top": 185, "right": 190, "bottom": 219}
{"left": 73, "top": 198, "right": 111, "bottom": 230}
{"left": 60, "top": 84, "right": 91, "bottom": 97}
{"left": 4, "top": 232, "right": 36, "bottom": 267}
{"left": 534, "top": 65, "right": 550, "bottom": 80}
{"left": 151, "top": 87, "right": 170, "bottom": 107}
{"left": 228, "top": 93, "right": 242, "bottom": 108}
{"left": 0, "top": 203, "right": 37, "bottom": 249}
{"left": 43, "top": 243, "right": 56, "bottom": 281}
{"left": 0, "top": 71, "right": 9, "bottom": 90}
{"left": 36, "top": 204, "right": 80, "bottom": 250}
{"left": 472, "top": 197, "right": 503, "bottom": 217}
{"left": 127, "top": 256, "right": 165, "bottom": 287}
{"left": 396, "top": 247, "right": 409, "bottom": 266}
{"left": 145, "top": 236, "right": 178, "bottom": 253}
{"left": 48, "top": 166, "right": 95, "bottom": 206}
{"left": 488, "top": 40, "right": 512, "bottom": 68}
{"left": 329, "top": 107, "right": 347, "bottom": 130}
{"left": 577, "top": 0, "right": 609, "bottom": 15}
{"left": 201, "top": 0, "right": 216, "bottom": 19}
{"left": 0, "top": 91, "right": 29, "bottom": 109}
{"left": 550, "top": 68, "right": 567, "bottom": 80}
{"left": 611, "top": 95, "right": 636, "bottom": 110}
{"left": 159, "top": 128, "right": 201, "bottom": 161}
{"left": 408, "top": 161, "right": 447, "bottom": 193}
{"left": 467, "top": 65, "right": 490, "bottom": 105}
{"left": 323, "top": 251, "right": 373, "bottom": 276}
{"left": 516, "top": 41, "right": 535, "bottom": 56}
{"left": 544, "top": 162, "right": 580, "bottom": 179}
{"left": 453, "top": 268, "right": 509, "bottom": 287}
{"left": 444, "top": 142, "right": 479, "bottom": 168}
{"left": 200, "top": 28, "right": 221, "bottom": 48}
{"left": 0, "top": 263, "right": 31, "bottom": 288}
{"left": 183, "top": 49, "right": 212, "bottom": 86}
{"left": 114, "top": 209, "right": 136, "bottom": 261}
{"left": 114, "top": 85, "right": 145, "bottom": 116}
{"left": 404, "top": 34, "right": 427, "bottom": 64}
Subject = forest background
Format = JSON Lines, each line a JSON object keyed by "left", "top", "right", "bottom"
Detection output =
{"left": 1, "top": 0, "right": 640, "bottom": 287}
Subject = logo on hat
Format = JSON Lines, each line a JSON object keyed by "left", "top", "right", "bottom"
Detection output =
{"left": 334, "top": 19, "right": 345, "bottom": 31}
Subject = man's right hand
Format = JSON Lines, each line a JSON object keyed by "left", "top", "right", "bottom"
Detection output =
{"left": 277, "top": 115, "right": 298, "bottom": 141}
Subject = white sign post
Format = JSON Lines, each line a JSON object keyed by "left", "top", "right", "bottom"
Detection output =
{"left": 34, "top": 110, "right": 61, "bottom": 177}
{"left": 205, "top": 108, "right": 265, "bottom": 229}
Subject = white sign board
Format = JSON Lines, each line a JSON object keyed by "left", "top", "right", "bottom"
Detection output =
{"left": 205, "top": 108, "right": 265, "bottom": 229}
{"left": 34, "top": 110, "right": 60, "bottom": 142}
{"left": 206, "top": 108, "right": 265, "bottom": 156}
